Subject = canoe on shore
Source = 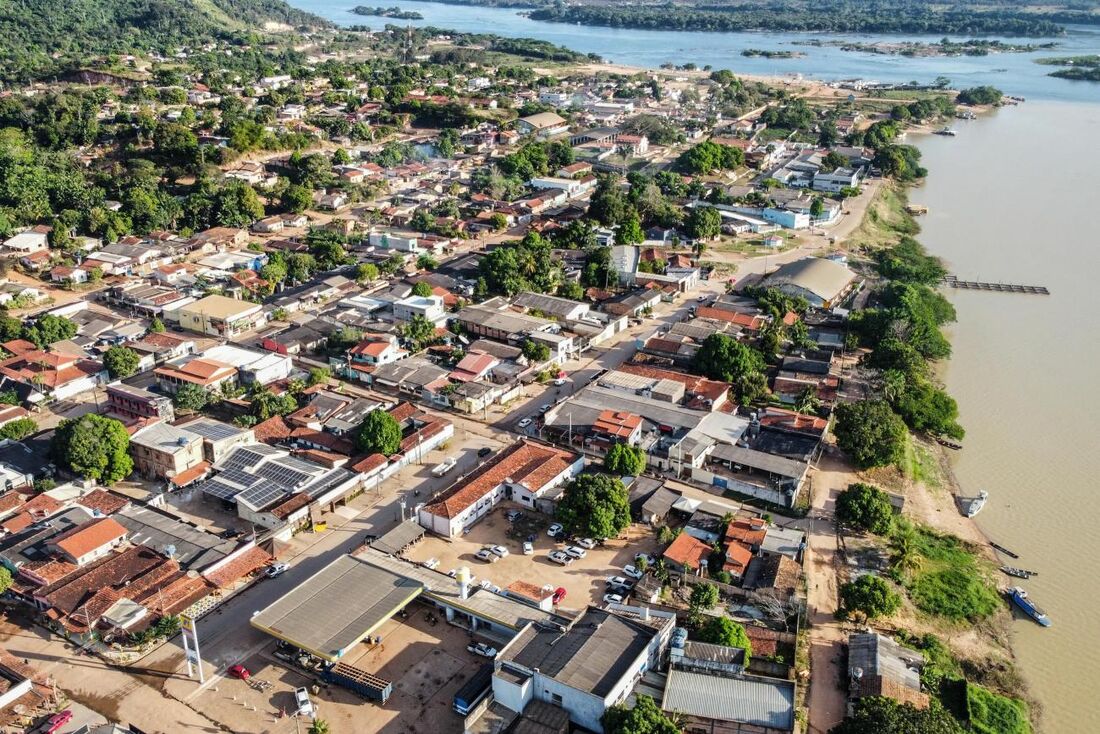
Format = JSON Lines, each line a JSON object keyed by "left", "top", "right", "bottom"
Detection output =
{"left": 990, "top": 542, "right": 1019, "bottom": 559}
{"left": 1000, "top": 566, "right": 1037, "bottom": 579}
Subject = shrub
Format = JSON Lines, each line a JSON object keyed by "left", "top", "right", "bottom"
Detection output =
{"left": 835, "top": 483, "right": 894, "bottom": 534}
{"left": 840, "top": 575, "right": 901, "bottom": 619}
{"left": 966, "top": 684, "right": 1030, "bottom": 734}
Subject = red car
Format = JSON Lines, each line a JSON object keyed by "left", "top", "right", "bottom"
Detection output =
{"left": 44, "top": 710, "right": 72, "bottom": 733}
{"left": 552, "top": 587, "right": 567, "bottom": 605}
{"left": 228, "top": 664, "right": 251, "bottom": 680}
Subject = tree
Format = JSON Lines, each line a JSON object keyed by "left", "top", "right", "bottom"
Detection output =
{"left": 604, "top": 443, "right": 646, "bottom": 476}
{"left": 308, "top": 367, "right": 331, "bottom": 386}
{"left": 356, "top": 263, "right": 379, "bottom": 283}
{"left": 416, "top": 253, "right": 438, "bottom": 270}
{"left": 602, "top": 694, "right": 679, "bottom": 734}
{"left": 0, "top": 417, "right": 36, "bottom": 441}
{"left": 401, "top": 315, "right": 437, "bottom": 351}
{"left": 25, "top": 314, "right": 77, "bottom": 348}
{"left": 617, "top": 210, "right": 644, "bottom": 245}
{"left": 280, "top": 183, "right": 313, "bottom": 214}
{"left": 836, "top": 483, "right": 895, "bottom": 535}
{"left": 833, "top": 400, "right": 908, "bottom": 468}
{"left": 103, "top": 345, "right": 140, "bottom": 379}
{"left": 676, "top": 141, "right": 744, "bottom": 175}
{"left": 589, "top": 175, "right": 627, "bottom": 226}
{"left": 173, "top": 383, "right": 209, "bottom": 413}
{"left": 695, "top": 617, "right": 752, "bottom": 664}
{"left": 555, "top": 474, "right": 631, "bottom": 540}
{"left": 685, "top": 206, "right": 721, "bottom": 241}
{"left": 0, "top": 566, "right": 11, "bottom": 596}
{"left": 840, "top": 575, "right": 901, "bottom": 620}
{"left": 831, "top": 697, "right": 964, "bottom": 734}
{"left": 687, "top": 582, "right": 720, "bottom": 624}
{"left": 956, "top": 86, "right": 1003, "bottom": 106}
{"left": 149, "top": 317, "right": 166, "bottom": 333}
{"left": 51, "top": 414, "right": 133, "bottom": 484}
{"left": 411, "top": 281, "right": 434, "bottom": 298}
{"left": 356, "top": 409, "right": 402, "bottom": 456}
{"left": 521, "top": 339, "right": 551, "bottom": 363}
{"left": 692, "top": 333, "right": 766, "bottom": 402}
{"left": 250, "top": 387, "right": 298, "bottom": 421}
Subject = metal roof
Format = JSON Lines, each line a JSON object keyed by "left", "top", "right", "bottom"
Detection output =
{"left": 250, "top": 554, "right": 423, "bottom": 661}
{"left": 709, "top": 444, "right": 810, "bottom": 479}
{"left": 662, "top": 669, "right": 795, "bottom": 730}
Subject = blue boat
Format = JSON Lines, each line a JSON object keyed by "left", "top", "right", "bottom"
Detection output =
{"left": 1008, "top": 586, "right": 1051, "bottom": 627}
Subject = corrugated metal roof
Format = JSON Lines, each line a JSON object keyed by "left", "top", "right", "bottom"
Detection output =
{"left": 662, "top": 669, "right": 795, "bottom": 730}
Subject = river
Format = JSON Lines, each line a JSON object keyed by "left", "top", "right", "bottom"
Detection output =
{"left": 292, "top": 2, "right": 1099, "bottom": 729}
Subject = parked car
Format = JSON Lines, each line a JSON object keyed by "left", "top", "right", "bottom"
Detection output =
{"left": 552, "top": 587, "right": 567, "bottom": 604}
{"left": 43, "top": 711, "right": 73, "bottom": 734}
{"left": 603, "top": 593, "right": 624, "bottom": 605}
{"left": 540, "top": 404, "right": 552, "bottom": 413}
{"left": 421, "top": 558, "right": 440, "bottom": 570}
{"left": 265, "top": 562, "right": 289, "bottom": 578}
{"left": 634, "top": 552, "right": 657, "bottom": 566}
{"left": 467, "top": 642, "right": 498, "bottom": 659}
{"left": 294, "top": 687, "right": 314, "bottom": 717}
{"left": 553, "top": 378, "right": 566, "bottom": 386}
{"left": 475, "top": 548, "right": 498, "bottom": 563}
{"left": 480, "top": 579, "right": 502, "bottom": 593}
{"left": 505, "top": 510, "right": 523, "bottom": 522}
{"left": 477, "top": 447, "right": 492, "bottom": 457}
{"left": 623, "top": 564, "right": 644, "bottom": 580}
{"left": 607, "top": 576, "right": 632, "bottom": 588}
{"left": 488, "top": 544, "right": 509, "bottom": 558}
{"left": 522, "top": 542, "right": 534, "bottom": 555}
{"left": 518, "top": 417, "right": 533, "bottom": 428}
{"left": 577, "top": 538, "right": 598, "bottom": 549}
{"left": 547, "top": 523, "right": 563, "bottom": 537}
{"left": 548, "top": 550, "right": 574, "bottom": 565}
{"left": 227, "top": 664, "right": 251, "bottom": 680}
{"left": 565, "top": 545, "right": 587, "bottom": 559}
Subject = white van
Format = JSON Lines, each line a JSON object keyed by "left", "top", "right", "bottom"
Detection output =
{"left": 431, "top": 457, "right": 458, "bottom": 477}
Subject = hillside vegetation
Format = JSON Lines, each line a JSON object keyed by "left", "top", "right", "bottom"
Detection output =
{"left": 0, "top": 0, "right": 329, "bottom": 81}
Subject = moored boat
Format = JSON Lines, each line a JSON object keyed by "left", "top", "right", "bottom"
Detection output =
{"left": 990, "top": 541, "right": 1019, "bottom": 559}
{"left": 934, "top": 126, "right": 958, "bottom": 136}
{"left": 964, "top": 490, "right": 988, "bottom": 518}
{"left": 1007, "top": 586, "right": 1051, "bottom": 627}
{"left": 1000, "top": 566, "right": 1037, "bottom": 579}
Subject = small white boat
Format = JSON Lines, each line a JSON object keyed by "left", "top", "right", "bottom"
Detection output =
{"left": 965, "top": 490, "right": 988, "bottom": 518}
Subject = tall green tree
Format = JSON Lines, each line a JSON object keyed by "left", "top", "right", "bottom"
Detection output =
{"left": 602, "top": 694, "right": 679, "bottom": 734}
{"left": 356, "top": 409, "right": 402, "bottom": 456}
{"left": 831, "top": 697, "right": 964, "bottom": 734}
{"left": 555, "top": 474, "right": 631, "bottom": 540}
{"left": 604, "top": 443, "right": 646, "bottom": 476}
{"left": 835, "top": 483, "right": 895, "bottom": 535}
{"left": 51, "top": 414, "right": 133, "bottom": 484}
{"left": 840, "top": 575, "right": 901, "bottom": 619}
{"left": 695, "top": 616, "right": 753, "bottom": 664}
{"left": 833, "top": 400, "right": 908, "bottom": 468}
{"left": 173, "top": 383, "right": 209, "bottom": 413}
{"left": 103, "top": 345, "right": 140, "bottom": 379}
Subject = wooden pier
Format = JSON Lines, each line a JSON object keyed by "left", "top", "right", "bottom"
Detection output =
{"left": 942, "top": 275, "right": 1049, "bottom": 295}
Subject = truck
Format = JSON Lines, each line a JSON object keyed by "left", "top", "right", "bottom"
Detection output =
{"left": 453, "top": 663, "right": 493, "bottom": 716}
{"left": 431, "top": 457, "right": 458, "bottom": 477}
{"left": 321, "top": 662, "right": 393, "bottom": 703}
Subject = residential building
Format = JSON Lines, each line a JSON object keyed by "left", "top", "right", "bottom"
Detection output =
{"left": 105, "top": 382, "right": 176, "bottom": 424}
{"left": 177, "top": 295, "right": 265, "bottom": 337}
{"left": 153, "top": 358, "right": 237, "bottom": 395}
{"left": 393, "top": 294, "right": 447, "bottom": 325}
{"left": 418, "top": 440, "right": 583, "bottom": 537}
{"left": 814, "top": 167, "right": 861, "bottom": 193}
{"left": 847, "top": 632, "right": 929, "bottom": 710}
{"left": 130, "top": 422, "right": 206, "bottom": 482}
{"left": 48, "top": 517, "right": 128, "bottom": 566}
{"left": 492, "top": 607, "right": 674, "bottom": 733}
{"left": 0, "top": 349, "right": 104, "bottom": 403}
{"left": 661, "top": 532, "right": 712, "bottom": 577}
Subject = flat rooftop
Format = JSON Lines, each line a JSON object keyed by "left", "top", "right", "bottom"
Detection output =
{"left": 250, "top": 554, "right": 423, "bottom": 661}
{"left": 663, "top": 669, "right": 795, "bottom": 730}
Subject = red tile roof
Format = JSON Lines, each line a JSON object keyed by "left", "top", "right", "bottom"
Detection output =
{"left": 252, "top": 415, "right": 292, "bottom": 444}
{"left": 507, "top": 580, "right": 552, "bottom": 602}
{"left": 204, "top": 546, "right": 273, "bottom": 589}
{"left": 592, "top": 410, "right": 642, "bottom": 439}
{"left": 76, "top": 489, "right": 130, "bottom": 516}
{"left": 661, "top": 532, "right": 712, "bottom": 571}
{"left": 423, "top": 440, "right": 578, "bottom": 520}
{"left": 169, "top": 461, "right": 211, "bottom": 487}
{"left": 724, "top": 541, "right": 754, "bottom": 576}
{"left": 350, "top": 453, "right": 388, "bottom": 475}
{"left": 725, "top": 518, "right": 767, "bottom": 548}
{"left": 618, "top": 363, "right": 731, "bottom": 404}
{"left": 696, "top": 307, "right": 766, "bottom": 331}
{"left": 52, "top": 517, "right": 128, "bottom": 560}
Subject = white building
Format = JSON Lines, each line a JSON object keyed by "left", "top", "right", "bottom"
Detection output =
{"left": 393, "top": 295, "right": 447, "bottom": 325}
{"left": 201, "top": 344, "right": 293, "bottom": 385}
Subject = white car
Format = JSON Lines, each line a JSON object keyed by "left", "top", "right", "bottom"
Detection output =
{"left": 634, "top": 552, "right": 657, "bottom": 566}
{"left": 607, "top": 575, "right": 631, "bottom": 588}
{"left": 265, "top": 562, "right": 289, "bottom": 578}
{"left": 421, "top": 558, "right": 441, "bottom": 570}
{"left": 539, "top": 404, "right": 551, "bottom": 413}
{"left": 553, "top": 378, "right": 566, "bottom": 386}
{"left": 518, "top": 417, "right": 533, "bottom": 428}
{"left": 603, "top": 593, "right": 624, "bottom": 605}
{"left": 523, "top": 542, "right": 534, "bottom": 555}
{"left": 577, "top": 538, "right": 598, "bottom": 549}
{"left": 623, "top": 564, "right": 643, "bottom": 580}
{"left": 547, "top": 523, "right": 563, "bottom": 537}
{"left": 489, "top": 545, "right": 509, "bottom": 558}
{"left": 294, "top": 687, "right": 314, "bottom": 717}
{"left": 548, "top": 551, "right": 574, "bottom": 565}
{"left": 565, "top": 545, "right": 587, "bottom": 559}
{"left": 475, "top": 548, "right": 499, "bottom": 563}
{"left": 467, "top": 642, "right": 498, "bottom": 658}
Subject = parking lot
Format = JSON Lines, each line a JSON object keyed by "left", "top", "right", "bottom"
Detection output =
{"left": 403, "top": 505, "right": 662, "bottom": 609}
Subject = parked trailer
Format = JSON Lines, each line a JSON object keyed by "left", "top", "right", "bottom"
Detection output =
{"left": 453, "top": 663, "right": 493, "bottom": 716}
{"left": 431, "top": 457, "right": 458, "bottom": 477}
{"left": 322, "top": 662, "right": 393, "bottom": 703}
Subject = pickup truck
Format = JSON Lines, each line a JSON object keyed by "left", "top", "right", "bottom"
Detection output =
{"left": 431, "top": 457, "right": 458, "bottom": 477}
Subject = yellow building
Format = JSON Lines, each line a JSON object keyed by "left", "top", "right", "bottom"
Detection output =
{"left": 177, "top": 294, "right": 265, "bottom": 337}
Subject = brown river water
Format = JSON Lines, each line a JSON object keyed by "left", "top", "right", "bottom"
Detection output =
{"left": 911, "top": 100, "right": 1100, "bottom": 733}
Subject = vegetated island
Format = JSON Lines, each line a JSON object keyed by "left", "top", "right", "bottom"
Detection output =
{"left": 740, "top": 48, "right": 804, "bottom": 59}
{"left": 1036, "top": 54, "right": 1100, "bottom": 80}
{"left": 798, "top": 37, "right": 1057, "bottom": 57}
{"left": 352, "top": 5, "right": 424, "bottom": 19}
{"left": 526, "top": 0, "right": 1077, "bottom": 36}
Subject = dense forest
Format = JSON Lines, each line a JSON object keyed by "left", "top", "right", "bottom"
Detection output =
{"left": 0, "top": 0, "right": 329, "bottom": 82}
{"left": 523, "top": 1, "right": 1098, "bottom": 36}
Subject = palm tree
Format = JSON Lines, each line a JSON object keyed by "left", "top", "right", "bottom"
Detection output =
{"left": 891, "top": 528, "right": 922, "bottom": 580}
{"left": 308, "top": 720, "right": 330, "bottom": 734}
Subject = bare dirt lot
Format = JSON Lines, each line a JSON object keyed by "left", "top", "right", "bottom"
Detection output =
{"left": 403, "top": 505, "right": 662, "bottom": 610}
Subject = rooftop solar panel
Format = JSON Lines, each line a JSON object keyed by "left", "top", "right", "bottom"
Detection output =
{"left": 235, "top": 481, "right": 289, "bottom": 510}
{"left": 185, "top": 419, "right": 242, "bottom": 441}
{"left": 201, "top": 480, "right": 242, "bottom": 501}
{"left": 256, "top": 463, "right": 312, "bottom": 488}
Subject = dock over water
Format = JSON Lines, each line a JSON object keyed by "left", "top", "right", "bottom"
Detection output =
{"left": 942, "top": 275, "right": 1050, "bottom": 295}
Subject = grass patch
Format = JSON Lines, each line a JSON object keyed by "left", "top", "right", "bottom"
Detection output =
{"left": 967, "top": 683, "right": 1031, "bottom": 734}
{"left": 891, "top": 523, "right": 1001, "bottom": 622}
{"left": 758, "top": 127, "right": 792, "bottom": 142}
{"left": 850, "top": 181, "right": 920, "bottom": 251}
{"left": 902, "top": 437, "right": 943, "bottom": 489}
